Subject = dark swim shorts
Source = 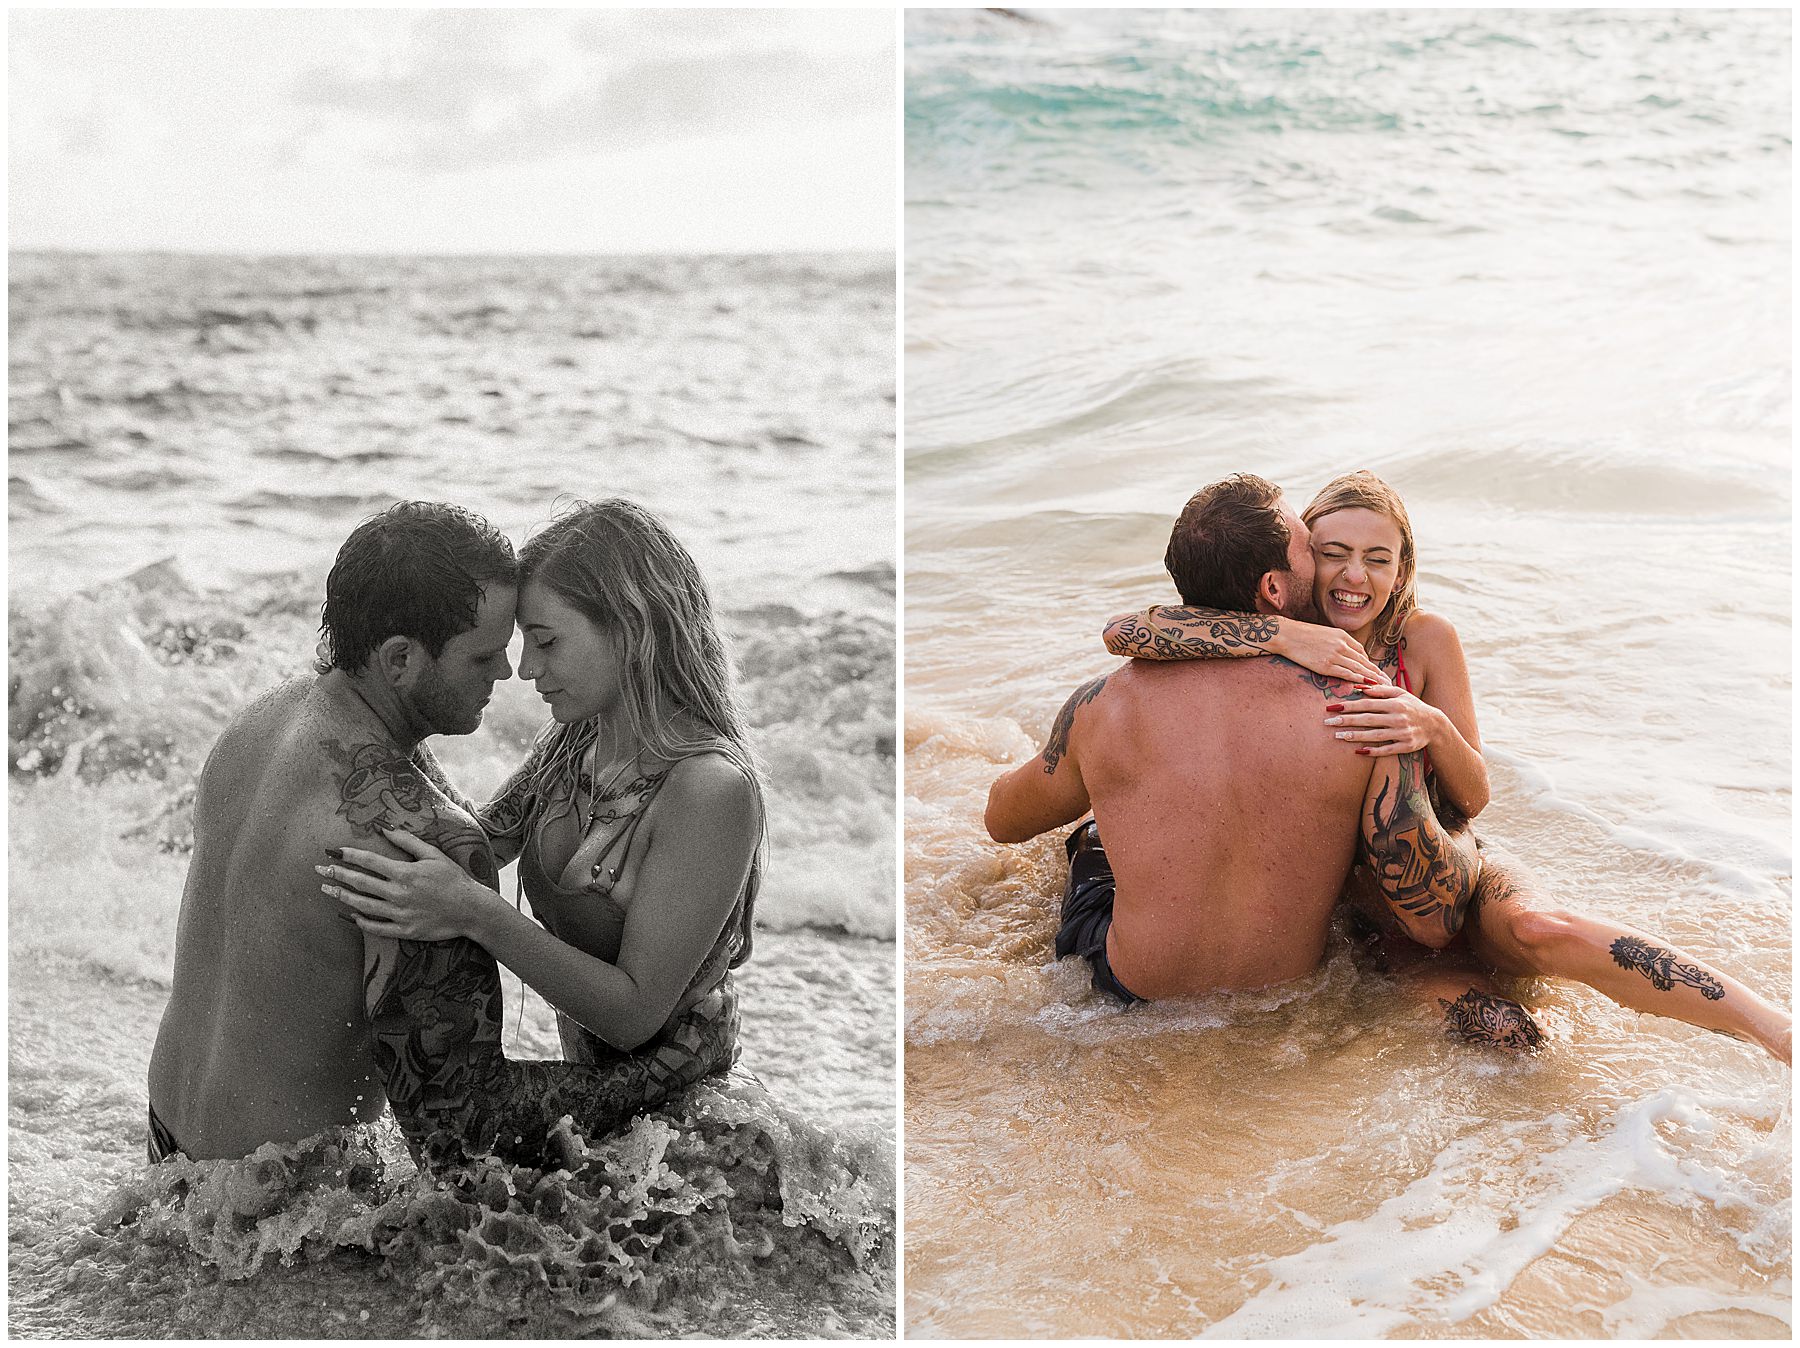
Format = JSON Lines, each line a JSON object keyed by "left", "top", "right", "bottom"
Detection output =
{"left": 147, "top": 1101, "right": 185, "bottom": 1164}
{"left": 1054, "top": 820, "right": 1142, "bottom": 1005}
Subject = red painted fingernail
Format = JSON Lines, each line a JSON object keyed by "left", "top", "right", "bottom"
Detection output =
{"left": 325, "top": 847, "right": 343, "bottom": 859}
{"left": 1355, "top": 747, "right": 1370, "bottom": 755}
{"left": 1326, "top": 703, "right": 1344, "bottom": 713}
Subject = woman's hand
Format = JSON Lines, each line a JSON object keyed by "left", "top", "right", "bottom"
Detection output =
{"left": 317, "top": 827, "right": 499, "bottom": 942}
{"left": 1324, "top": 684, "right": 1444, "bottom": 756}
{"left": 1272, "top": 622, "right": 1388, "bottom": 686}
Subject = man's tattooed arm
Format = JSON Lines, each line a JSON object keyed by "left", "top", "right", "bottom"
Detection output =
{"left": 1359, "top": 749, "right": 1478, "bottom": 948}
{"left": 985, "top": 675, "right": 1104, "bottom": 842}
{"left": 323, "top": 739, "right": 736, "bottom": 1170}
{"left": 1042, "top": 675, "right": 1108, "bottom": 774}
{"left": 1102, "top": 606, "right": 1282, "bottom": 661}
{"left": 1610, "top": 937, "right": 1727, "bottom": 1001}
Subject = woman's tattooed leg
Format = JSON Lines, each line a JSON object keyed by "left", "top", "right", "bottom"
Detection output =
{"left": 1438, "top": 988, "right": 1545, "bottom": 1051}
{"left": 1465, "top": 852, "right": 1791, "bottom": 1064}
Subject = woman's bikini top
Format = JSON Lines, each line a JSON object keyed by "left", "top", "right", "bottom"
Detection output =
{"left": 517, "top": 754, "right": 750, "bottom": 1025}
{"left": 1390, "top": 640, "right": 1434, "bottom": 776}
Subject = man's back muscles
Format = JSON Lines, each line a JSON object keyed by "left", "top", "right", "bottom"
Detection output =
{"left": 983, "top": 655, "right": 1478, "bottom": 1000}
{"left": 148, "top": 680, "right": 385, "bottom": 1159}
{"left": 1076, "top": 659, "right": 1373, "bottom": 995}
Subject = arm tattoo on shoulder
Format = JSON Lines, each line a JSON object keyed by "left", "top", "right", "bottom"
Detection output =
{"left": 1106, "top": 607, "right": 1280, "bottom": 661}
{"left": 321, "top": 741, "right": 493, "bottom": 884}
{"left": 1043, "top": 675, "right": 1108, "bottom": 774}
{"left": 1439, "top": 989, "right": 1545, "bottom": 1050}
{"left": 1271, "top": 657, "right": 1373, "bottom": 701}
{"left": 1360, "top": 751, "right": 1477, "bottom": 939}
{"left": 1609, "top": 937, "right": 1726, "bottom": 1000}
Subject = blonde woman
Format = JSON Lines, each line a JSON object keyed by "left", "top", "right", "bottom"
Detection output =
{"left": 1103, "top": 471, "right": 1789, "bottom": 1062}
{"left": 326, "top": 498, "right": 763, "bottom": 1134}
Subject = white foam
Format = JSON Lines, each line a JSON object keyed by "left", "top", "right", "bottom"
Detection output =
{"left": 1202, "top": 1088, "right": 1790, "bottom": 1337}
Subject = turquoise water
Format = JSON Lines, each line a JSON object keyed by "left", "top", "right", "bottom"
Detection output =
{"left": 905, "top": 9, "right": 1788, "bottom": 1338}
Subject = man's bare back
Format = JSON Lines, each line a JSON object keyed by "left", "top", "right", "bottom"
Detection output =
{"left": 147, "top": 676, "right": 404, "bottom": 1157}
{"left": 988, "top": 656, "right": 1476, "bottom": 1000}
{"left": 1077, "top": 660, "right": 1373, "bottom": 995}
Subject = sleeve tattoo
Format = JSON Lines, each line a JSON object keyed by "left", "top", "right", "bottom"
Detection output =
{"left": 324, "top": 740, "right": 737, "bottom": 1170}
{"left": 1360, "top": 750, "right": 1478, "bottom": 941}
{"left": 475, "top": 752, "right": 541, "bottom": 868}
{"left": 1104, "top": 606, "right": 1281, "bottom": 661}
{"left": 1042, "top": 675, "right": 1108, "bottom": 774}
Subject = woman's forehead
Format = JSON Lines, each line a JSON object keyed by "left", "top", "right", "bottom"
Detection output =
{"left": 1311, "top": 507, "right": 1401, "bottom": 548}
{"left": 517, "top": 579, "right": 583, "bottom": 628}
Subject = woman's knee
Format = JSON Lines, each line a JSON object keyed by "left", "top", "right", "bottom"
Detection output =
{"left": 1499, "top": 907, "right": 1582, "bottom": 963}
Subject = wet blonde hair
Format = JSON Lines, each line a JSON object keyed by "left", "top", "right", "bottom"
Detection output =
{"left": 1302, "top": 471, "right": 1417, "bottom": 659}
{"left": 520, "top": 498, "right": 762, "bottom": 965}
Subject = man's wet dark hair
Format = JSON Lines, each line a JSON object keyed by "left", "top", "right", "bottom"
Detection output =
{"left": 1164, "top": 473, "right": 1291, "bottom": 610}
{"left": 317, "top": 502, "right": 517, "bottom": 674}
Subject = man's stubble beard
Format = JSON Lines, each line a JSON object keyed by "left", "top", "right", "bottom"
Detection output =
{"left": 410, "top": 661, "right": 483, "bottom": 737}
{"left": 1280, "top": 572, "right": 1324, "bottom": 625}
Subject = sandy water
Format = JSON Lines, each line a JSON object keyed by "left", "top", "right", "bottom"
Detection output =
{"left": 8, "top": 250, "right": 896, "bottom": 1335}
{"left": 904, "top": 8, "right": 1788, "bottom": 1338}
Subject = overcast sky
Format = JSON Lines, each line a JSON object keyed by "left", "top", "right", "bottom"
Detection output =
{"left": 9, "top": 7, "right": 895, "bottom": 254}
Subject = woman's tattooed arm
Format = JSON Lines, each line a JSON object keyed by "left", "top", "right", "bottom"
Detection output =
{"left": 475, "top": 763, "right": 537, "bottom": 868}
{"left": 475, "top": 737, "right": 553, "bottom": 868}
{"left": 1103, "top": 606, "right": 1281, "bottom": 661}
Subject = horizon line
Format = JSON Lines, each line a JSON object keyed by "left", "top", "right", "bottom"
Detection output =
{"left": 10, "top": 243, "right": 894, "bottom": 262}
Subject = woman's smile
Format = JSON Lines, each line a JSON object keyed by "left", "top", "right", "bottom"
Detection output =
{"left": 1309, "top": 507, "right": 1403, "bottom": 636}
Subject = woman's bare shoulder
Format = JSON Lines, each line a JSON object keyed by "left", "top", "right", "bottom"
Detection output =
{"left": 662, "top": 751, "right": 757, "bottom": 814}
{"left": 1401, "top": 609, "right": 1464, "bottom": 652}
{"left": 1399, "top": 611, "right": 1471, "bottom": 688}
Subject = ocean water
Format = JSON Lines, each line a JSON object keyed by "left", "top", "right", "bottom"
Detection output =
{"left": 904, "top": 8, "right": 1788, "bottom": 1339}
{"left": 8, "top": 251, "right": 896, "bottom": 1335}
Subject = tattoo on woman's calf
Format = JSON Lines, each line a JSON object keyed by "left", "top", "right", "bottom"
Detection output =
{"left": 1609, "top": 936, "right": 1726, "bottom": 1000}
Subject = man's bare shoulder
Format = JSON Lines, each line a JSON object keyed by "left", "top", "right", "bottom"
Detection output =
{"left": 1042, "top": 664, "right": 1128, "bottom": 773}
{"left": 316, "top": 737, "right": 490, "bottom": 870}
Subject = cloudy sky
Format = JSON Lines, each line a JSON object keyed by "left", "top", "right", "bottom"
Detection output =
{"left": 9, "top": 7, "right": 895, "bottom": 254}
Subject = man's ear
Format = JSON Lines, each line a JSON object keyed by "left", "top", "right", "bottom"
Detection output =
{"left": 1254, "top": 571, "right": 1282, "bottom": 615}
{"left": 371, "top": 634, "right": 420, "bottom": 688}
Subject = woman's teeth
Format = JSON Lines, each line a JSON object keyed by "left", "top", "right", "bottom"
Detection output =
{"left": 1331, "top": 591, "right": 1371, "bottom": 609}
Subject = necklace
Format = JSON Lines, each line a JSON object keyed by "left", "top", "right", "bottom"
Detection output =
{"left": 577, "top": 746, "right": 642, "bottom": 836}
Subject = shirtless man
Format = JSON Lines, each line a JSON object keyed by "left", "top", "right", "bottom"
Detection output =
{"left": 985, "top": 474, "right": 1481, "bottom": 1004}
{"left": 147, "top": 502, "right": 733, "bottom": 1166}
